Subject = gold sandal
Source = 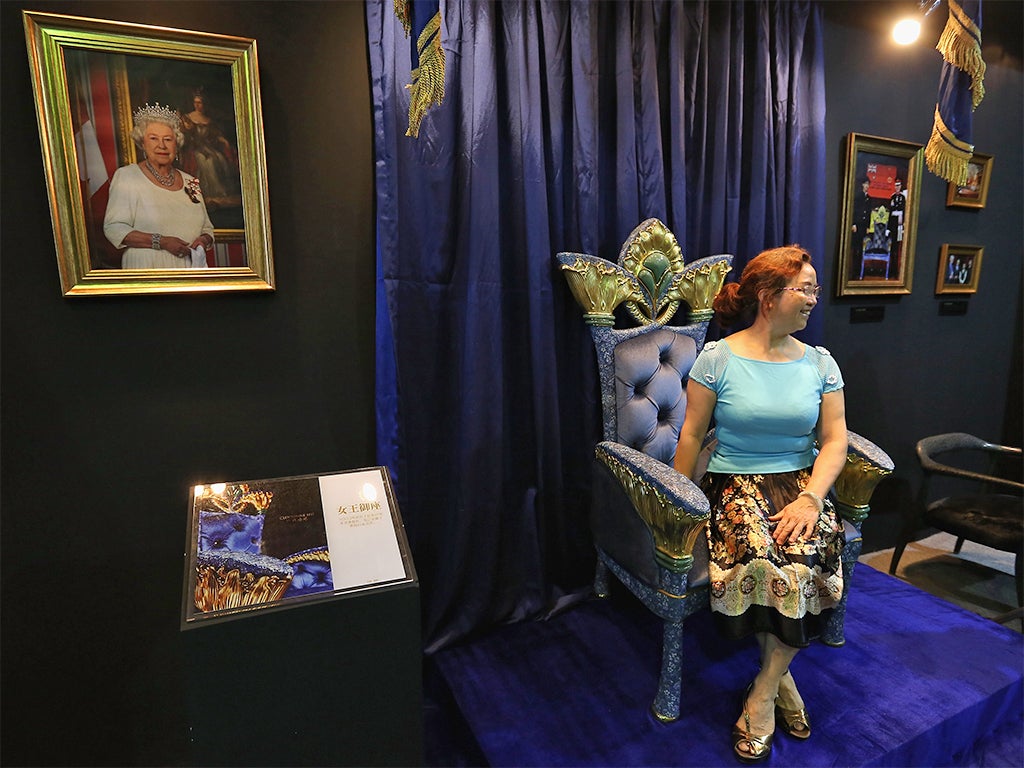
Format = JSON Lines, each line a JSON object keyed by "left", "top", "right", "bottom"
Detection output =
{"left": 732, "top": 685, "right": 773, "bottom": 763}
{"left": 775, "top": 698, "right": 811, "bottom": 740}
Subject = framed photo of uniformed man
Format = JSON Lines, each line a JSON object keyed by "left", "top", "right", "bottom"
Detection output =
{"left": 836, "top": 133, "right": 923, "bottom": 297}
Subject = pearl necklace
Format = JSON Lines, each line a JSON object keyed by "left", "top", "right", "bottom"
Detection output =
{"left": 145, "top": 159, "right": 176, "bottom": 187}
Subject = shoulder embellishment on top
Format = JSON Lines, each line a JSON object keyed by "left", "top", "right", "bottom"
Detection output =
{"left": 705, "top": 340, "right": 719, "bottom": 350}
{"left": 814, "top": 345, "right": 831, "bottom": 356}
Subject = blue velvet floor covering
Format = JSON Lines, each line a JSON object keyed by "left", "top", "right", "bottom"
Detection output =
{"left": 430, "top": 565, "right": 1023, "bottom": 767}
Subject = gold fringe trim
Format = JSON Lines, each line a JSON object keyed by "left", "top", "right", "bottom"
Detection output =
{"left": 937, "top": 0, "right": 986, "bottom": 108}
{"left": 406, "top": 10, "right": 445, "bottom": 138}
{"left": 394, "top": 0, "right": 411, "bottom": 36}
{"left": 925, "top": 105, "right": 974, "bottom": 185}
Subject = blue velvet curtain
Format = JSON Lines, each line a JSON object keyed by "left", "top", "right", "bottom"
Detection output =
{"left": 367, "top": 0, "right": 826, "bottom": 651}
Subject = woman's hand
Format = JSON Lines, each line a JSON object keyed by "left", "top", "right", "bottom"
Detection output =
{"left": 769, "top": 388, "right": 849, "bottom": 546}
{"left": 768, "top": 495, "right": 820, "bottom": 545}
{"left": 190, "top": 234, "right": 214, "bottom": 251}
{"left": 158, "top": 235, "right": 192, "bottom": 259}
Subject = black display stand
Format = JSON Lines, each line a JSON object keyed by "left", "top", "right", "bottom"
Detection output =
{"left": 181, "top": 468, "right": 422, "bottom": 766}
{"left": 183, "top": 581, "right": 422, "bottom": 767}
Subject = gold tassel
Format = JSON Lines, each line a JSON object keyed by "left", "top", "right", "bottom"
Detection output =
{"left": 936, "top": 0, "right": 986, "bottom": 108}
{"left": 925, "top": 106, "right": 974, "bottom": 186}
{"left": 406, "top": 10, "right": 445, "bottom": 138}
{"left": 394, "top": 0, "right": 412, "bottom": 36}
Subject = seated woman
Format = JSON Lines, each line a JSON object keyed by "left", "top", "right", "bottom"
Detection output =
{"left": 674, "top": 245, "right": 848, "bottom": 762}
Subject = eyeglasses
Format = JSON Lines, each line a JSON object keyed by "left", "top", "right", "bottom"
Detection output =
{"left": 779, "top": 285, "right": 822, "bottom": 298}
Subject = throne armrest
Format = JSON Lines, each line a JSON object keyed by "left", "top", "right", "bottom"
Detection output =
{"left": 833, "top": 430, "right": 895, "bottom": 524}
{"left": 595, "top": 441, "right": 709, "bottom": 573}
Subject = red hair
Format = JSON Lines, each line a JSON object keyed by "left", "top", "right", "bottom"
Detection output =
{"left": 713, "top": 245, "right": 812, "bottom": 327}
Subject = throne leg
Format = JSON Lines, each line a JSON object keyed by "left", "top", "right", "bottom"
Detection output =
{"left": 652, "top": 618, "right": 683, "bottom": 722}
{"left": 823, "top": 529, "right": 863, "bottom": 647}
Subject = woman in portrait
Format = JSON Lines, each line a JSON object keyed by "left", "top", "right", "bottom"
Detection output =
{"left": 180, "top": 87, "right": 241, "bottom": 210}
{"left": 103, "top": 103, "right": 215, "bottom": 269}
{"left": 674, "top": 246, "right": 848, "bottom": 762}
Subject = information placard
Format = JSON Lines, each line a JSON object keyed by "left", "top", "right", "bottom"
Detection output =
{"left": 181, "top": 466, "right": 415, "bottom": 628}
{"left": 319, "top": 470, "right": 408, "bottom": 590}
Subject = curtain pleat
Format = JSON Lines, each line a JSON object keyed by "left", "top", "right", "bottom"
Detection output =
{"left": 367, "top": 0, "right": 826, "bottom": 651}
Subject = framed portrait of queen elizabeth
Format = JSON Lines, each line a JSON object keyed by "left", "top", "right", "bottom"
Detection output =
{"left": 23, "top": 10, "right": 275, "bottom": 296}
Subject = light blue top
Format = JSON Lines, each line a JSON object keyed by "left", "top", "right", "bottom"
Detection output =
{"left": 689, "top": 340, "right": 844, "bottom": 474}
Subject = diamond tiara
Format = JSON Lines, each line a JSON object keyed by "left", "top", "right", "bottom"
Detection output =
{"left": 132, "top": 103, "right": 181, "bottom": 129}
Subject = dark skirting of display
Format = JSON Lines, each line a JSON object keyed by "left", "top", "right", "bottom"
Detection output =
{"left": 185, "top": 582, "right": 423, "bottom": 767}
{"left": 430, "top": 565, "right": 1022, "bottom": 767}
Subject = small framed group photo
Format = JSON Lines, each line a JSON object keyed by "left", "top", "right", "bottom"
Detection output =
{"left": 946, "top": 152, "right": 993, "bottom": 209}
{"left": 836, "top": 133, "right": 923, "bottom": 297}
{"left": 935, "top": 244, "right": 983, "bottom": 295}
{"left": 23, "top": 11, "right": 274, "bottom": 296}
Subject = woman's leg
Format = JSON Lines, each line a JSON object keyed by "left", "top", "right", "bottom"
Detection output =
{"left": 734, "top": 632, "right": 799, "bottom": 753}
{"left": 757, "top": 633, "right": 806, "bottom": 711}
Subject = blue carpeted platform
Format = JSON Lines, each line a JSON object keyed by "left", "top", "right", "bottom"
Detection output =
{"left": 432, "top": 565, "right": 1023, "bottom": 766}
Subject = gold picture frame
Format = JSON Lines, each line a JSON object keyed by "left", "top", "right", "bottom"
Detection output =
{"left": 935, "top": 244, "right": 983, "bottom": 295}
{"left": 836, "top": 133, "right": 923, "bottom": 297}
{"left": 946, "top": 152, "right": 993, "bottom": 209}
{"left": 23, "top": 11, "right": 274, "bottom": 296}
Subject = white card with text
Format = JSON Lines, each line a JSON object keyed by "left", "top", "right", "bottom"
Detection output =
{"left": 319, "top": 470, "right": 407, "bottom": 590}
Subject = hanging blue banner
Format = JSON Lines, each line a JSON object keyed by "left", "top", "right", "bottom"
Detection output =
{"left": 395, "top": 0, "right": 445, "bottom": 137}
{"left": 925, "top": 0, "right": 986, "bottom": 185}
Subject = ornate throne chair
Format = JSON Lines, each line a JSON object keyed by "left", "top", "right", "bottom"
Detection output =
{"left": 557, "top": 219, "right": 894, "bottom": 722}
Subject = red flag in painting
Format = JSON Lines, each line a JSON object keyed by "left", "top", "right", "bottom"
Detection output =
{"left": 866, "top": 164, "right": 898, "bottom": 199}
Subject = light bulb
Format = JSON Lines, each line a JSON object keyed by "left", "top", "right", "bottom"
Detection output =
{"left": 893, "top": 18, "right": 921, "bottom": 45}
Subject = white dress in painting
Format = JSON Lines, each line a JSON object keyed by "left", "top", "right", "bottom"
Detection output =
{"left": 103, "top": 164, "right": 215, "bottom": 269}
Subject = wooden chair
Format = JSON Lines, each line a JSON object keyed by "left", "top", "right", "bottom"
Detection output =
{"left": 890, "top": 432, "right": 1024, "bottom": 607}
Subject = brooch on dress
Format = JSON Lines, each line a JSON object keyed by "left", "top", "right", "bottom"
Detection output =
{"left": 184, "top": 177, "right": 202, "bottom": 204}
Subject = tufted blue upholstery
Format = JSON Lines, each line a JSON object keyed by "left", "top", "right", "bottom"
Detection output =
{"left": 614, "top": 328, "right": 698, "bottom": 465}
{"left": 589, "top": 321, "right": 712, "bottom": 598}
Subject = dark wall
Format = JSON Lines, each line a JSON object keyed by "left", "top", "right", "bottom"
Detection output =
{"left": 1, "top": 2, "right": 380, "bottom": 765}
{"left": 821, "top": 1, "right": 1023, "bottom": 550}
{"left": 2, "top": 2, "right": 1022, "bottom": 765}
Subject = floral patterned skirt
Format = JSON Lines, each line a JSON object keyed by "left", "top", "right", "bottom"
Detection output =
{"left": 701, "top": 468, "right": 845, "bottom": 648}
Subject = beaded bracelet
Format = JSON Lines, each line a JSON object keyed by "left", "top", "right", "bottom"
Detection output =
{"left": 798, "top": 489, "right": 824, "bottom": 513}
{"left": 152, "top": 233, "right": 161, "bottom": 251}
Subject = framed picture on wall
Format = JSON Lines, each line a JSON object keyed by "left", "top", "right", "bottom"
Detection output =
{"left": 935, "top": 244, "right": 983, "bottom": 295}
{"left": 23, "top": 11, "right": 274, "bottom": 296}
{"left": 946, "top": 152, "right": 993, "bottom": 209}
{"left": 836, "top": 133, "right": 923, "bottom": 297}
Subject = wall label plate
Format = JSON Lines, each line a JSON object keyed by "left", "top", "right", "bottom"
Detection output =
{"left": 938, "top": 300, "right": 969, "bottom": 316}
{"left": 850, "top": 306, "right": 885, "bottom": 323}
